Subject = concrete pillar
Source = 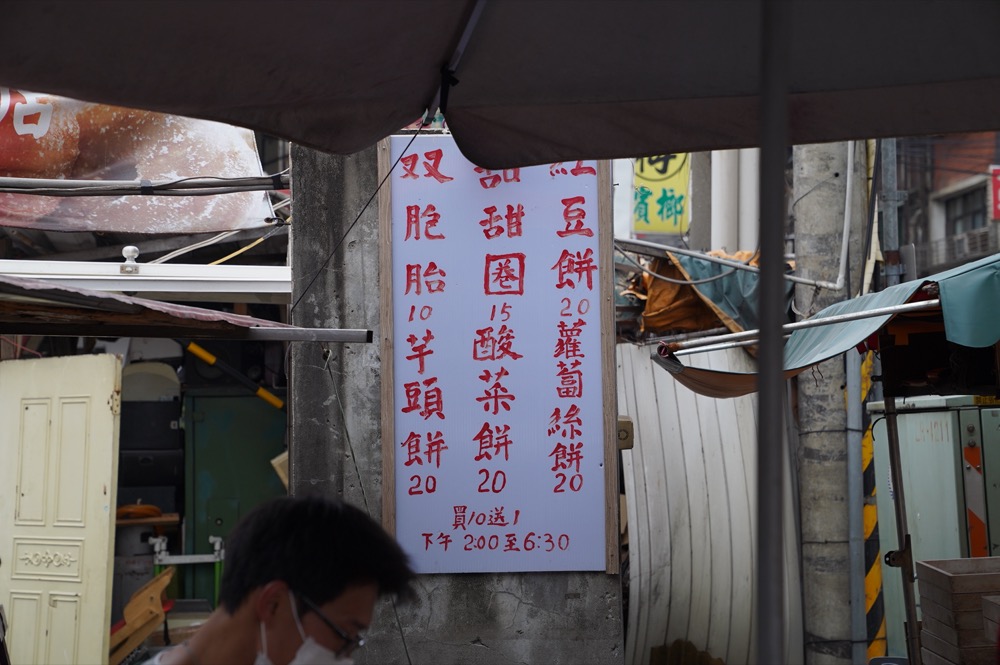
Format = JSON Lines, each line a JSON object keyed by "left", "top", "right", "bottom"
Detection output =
{"left": 791, "top": 141, "right": 868, "bottom": 665}
{"left": 710, "top": 149, "right": 739, "bottom": 251}
{"left": 289, "top": 143, "right": 624, "bottom": 665}
{"left": 738, "top": 148, "right": 760, "bottom": 252}
{"left": 289, "top": 144, "right": 381, "bottom": 505}
{"left": 613, "top": 158, "right": 634, "bottom": 239}
{"left": 687, "top": 151, "right": 713, "bottom": 250}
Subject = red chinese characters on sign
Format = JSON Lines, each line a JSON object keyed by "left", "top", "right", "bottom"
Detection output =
{"left": 555, "top": 360, "right": 584, "bottom": 399}
{"left": 484, "top": 253, "right": 526, "bottom": 295}
{"left": 400, "top": 148, "right": 454, "bottom": 183}
{"left": 553, "top": 319, "right": 587, "bottom": 360}
{"left": 547, "top": 405, "right": 585, "bottom": 494}
{"left": 479, "top": 204, "right": 525, "bottom": 239}
{"left": 476, "top": 367, "right": 516, "bottom": 415}
{"left": 473, "top": 422, "right": 513, "bottom": 462}
{"left": 549, "top": 161, "right": 597, "bottom": 178}
{"left": 473, "top": 324, "right": 523, "bottom": 362}
{"left": 405, "top": 329, "right": 435, "bottom": 374}
{"left": 394, "top": 139, "right": 604, "bottom": 570}
{"left": 451, "top": 505, "right": 521, "bottom": 530}
{"left": 547, "top": 404, "right": 583, "bottom": 439}
{"left": 400, "top": 430, "right": 449, "bottom": 468}
{"left": 402, "top": 376, "right": 445, "bottom": 420}
{"left": 475, "top": 167, "right": 522, "bottom": 189}
{"left": 551, "top": 249, "right": 597, "bottom": 290}
{"left": 549, "top": 442, "right": 583, "bottom": 473}
{"left": 557, "top": 196, "right": 593, "bottom": 238}
{"left": 421, "top": 529, "right": 570, "bottom": 554}
{"left": 405, "top": 262, "right": 447, "bottom": 295}
{"left": 405, "top": 204, "right": 445, "bottom": 240}
{"left": 422, "top": 532, "right": 454, "bottom": 551}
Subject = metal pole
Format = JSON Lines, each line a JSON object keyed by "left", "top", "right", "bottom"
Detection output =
{"left": 663, "top": 298, "right": 940, "bottom": 353}
{"left": 758, "top": 0, "right": 789, "bottom": 661}
{"left": 883, "top": 390, "right": 922, "bottom": 664}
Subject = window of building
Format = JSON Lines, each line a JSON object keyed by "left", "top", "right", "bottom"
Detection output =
{"left": 945, "top": 186, "right": 986, "bottom": 235}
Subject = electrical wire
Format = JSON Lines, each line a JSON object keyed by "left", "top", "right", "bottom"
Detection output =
{"left": 291, "top": 128, "right": 424, "bottom": 314}
{"left": 149, "top": 230, "right": 243, "bottom": 264}
{"left": 614, "top": 244, "right": 738, "bottom": 285}
{"left": 0, "top": 171, "right": 290, "bottom": 197}
{"left": 209, "top": 221, "right": 286, "bottom": 265}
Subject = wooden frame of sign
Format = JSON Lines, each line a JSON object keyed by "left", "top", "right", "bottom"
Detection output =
{"left": 379, "top": 134, "right": 618, "bottom": 574}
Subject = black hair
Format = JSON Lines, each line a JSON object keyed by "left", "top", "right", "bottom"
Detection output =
{"left": 218, "top": 495, "right": 415, "bottom": 614}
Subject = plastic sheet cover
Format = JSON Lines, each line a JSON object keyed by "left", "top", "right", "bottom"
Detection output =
{"left": 0, "top": 88, "right": 272, "bottom": 234}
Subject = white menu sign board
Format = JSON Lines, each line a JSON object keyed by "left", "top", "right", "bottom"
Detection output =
{"left": 381, "top": 134, "right": 612, "bottom": 573}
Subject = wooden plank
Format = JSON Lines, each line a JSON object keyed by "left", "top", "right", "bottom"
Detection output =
{"left": 921, "top": 614, "right": 994, "bottom": 648}
{"left": 920, "top": 595, "right": 984, "bottom": 630}
{"left": 981, "top": 594, "right": 1000, "bottom": 624}
{"left": 920, "top": 646, "right": 954, "bottom": 665}
{"left": 921, "top": 629, "right": 996, "bottom": 665}
{"left": 920, "top": 579, "right": 990, "bottom": 612}
{"left": 917, "top": 558, "right": 1000, "bottom": 594}
{"left": 984, "top": 617, "right": 999, "bottom": 645}
{"left": 600, "top": 161, "right": 620, "bottom": 574}
{"left": 377, "top": 138, "right": 396, "bottom": 534}
{"left": 597, "top": 160, "right": 621, "bottom": 575}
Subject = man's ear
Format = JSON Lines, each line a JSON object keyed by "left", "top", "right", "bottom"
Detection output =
{"left": 254, "top": 580, "right": 290, "bottom": 623}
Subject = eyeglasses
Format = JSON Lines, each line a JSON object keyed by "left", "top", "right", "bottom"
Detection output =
{"left": 298, "top": 594, "right": 366, "bottom": 657}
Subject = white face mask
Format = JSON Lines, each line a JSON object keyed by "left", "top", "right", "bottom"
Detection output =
{"left": 253, "top": 592, "right": 355, "bottom": 665}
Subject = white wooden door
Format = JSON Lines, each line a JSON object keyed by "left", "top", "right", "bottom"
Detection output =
{"left": 0, "top": 354, "right": 121, "bottom": 665}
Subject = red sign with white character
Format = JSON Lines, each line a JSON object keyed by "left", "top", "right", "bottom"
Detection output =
{"left": 991, "top": 164, "right": 1000, "bottom": 221}
{"left": 387, "top": 135, "right": 607, "bottom": 573}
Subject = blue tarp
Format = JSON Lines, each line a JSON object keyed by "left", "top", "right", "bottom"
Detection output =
{"left": 656, "top": 253, "right": 1000, "bottom": 398}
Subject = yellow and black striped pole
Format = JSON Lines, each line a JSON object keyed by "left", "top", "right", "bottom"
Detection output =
{"left": 861, "top": 352, "right": 887, "bottom": 659}
{"left": 178, "top": 340, "right": 285, "bottom": 410}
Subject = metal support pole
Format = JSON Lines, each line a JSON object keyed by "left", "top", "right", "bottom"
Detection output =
{"left": 758, "top": 0, "right": 789, "bottom": 662}
{"left": 882, "top": 390, "right": 922, "bottom": 665}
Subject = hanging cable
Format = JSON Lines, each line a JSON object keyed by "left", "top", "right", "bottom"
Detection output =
{"left": 149, "top": 230, "right": 243, "bottom": 264}
{"left": 210, "top": 220, "right": 287, "bottom": 266}
{"left": 291, "top": 128, "right": 424, "bottom": 314}
{"left": 614, "top": 245, "right": 738, "bottom": 285}
{"left": 0, "top": 171, "right": 290, "bottom": 197}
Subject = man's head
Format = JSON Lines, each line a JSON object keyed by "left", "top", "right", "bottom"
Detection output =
{"left": 219, "top": 495, "right": 415, "bottom": 614}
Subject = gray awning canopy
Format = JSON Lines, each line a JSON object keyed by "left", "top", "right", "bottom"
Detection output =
{"left": 1, "top": 1, "right": 998, "bottom": 168}
{"left": 655, "top": 253, "right": 1000, "bottom": 398}
{"left": 0, "top": 274, "right": 371, "bottom": 342}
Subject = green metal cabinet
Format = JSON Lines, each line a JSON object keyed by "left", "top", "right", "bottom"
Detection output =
{"left": 183, "top": 388, "right": 287, "bottom": 603}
